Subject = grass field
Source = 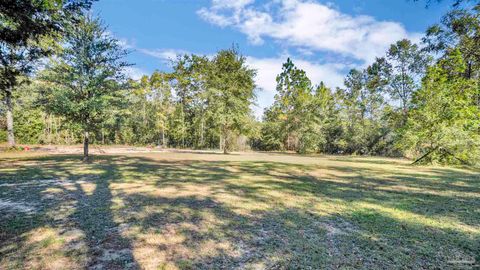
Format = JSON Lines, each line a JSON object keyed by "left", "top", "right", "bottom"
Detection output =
{"left": 0, "top": 150, "right": 479, "bottom": 269}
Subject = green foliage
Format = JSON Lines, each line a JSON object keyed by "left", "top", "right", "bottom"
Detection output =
{"left": 83, "top": 48, "right": 258, "bottom": 152}
{"left": 0, "top": 0, "right": 92, "bottom": 147}
{"left": 13, "top": 107, "right": 44, "bottom": 144}
{"left": 385, "top": 39, "right": 429, "bottom": 115}
{"left": 0, "top": 0, "right": 93, "bottom": 93}
{"left": 258, "top": 41, "right": 432, "bottom": 157}
{"left": 312, "top": 83, "right": 341, "bottom": 153}
{"left": 2, "top": 3, "right": 479, "bottom": 166}
{"left": 402, "top": 50, "right": 480, "bottom": 165}
{"left": 0, "top": 130, "right": 6, "bottom": 142}
{"left": 119, "top": 72, "right": 173, "bottom": 145}
{"left": 41, "top": 15, "right": 129, "bottom": 130}
{"left": 258, "top": 108, "right": 284, "bottom": 151}
{"left": 334, "top": 66, "right": 390, "bottom": 155}
{"left": 261, "top": 58, "right": 320, "bottom": 153}
{"left": 424, "top": 4, "right": 480, "bottom": 80}
{"left": 0, "top": 0, "right": 93, "bottom": 99}
{"left": 9, "top": 83, "right": 43, "bottom": 144}
{"left": 205, "top": 47, "right": 256, "bottom": 153}
{"left": 0, "top": 0, "right": 94, "bottom": 47}
{"left": 39, "top": 15, "right": 129, "bottom": 158}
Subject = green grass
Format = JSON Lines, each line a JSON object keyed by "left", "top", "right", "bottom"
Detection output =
{"left": 0, "top": 151, "right": 479, "bottom": 269}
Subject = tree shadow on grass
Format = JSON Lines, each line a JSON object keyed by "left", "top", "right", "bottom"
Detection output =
{"left": 116, "top": 189, "right": 343, "bottom": 268}
{"left": 0, "top": 155, "right": 141, "bottom": 269}
{"left": 115, "top": 190, "right": 479, "bottom": 269}
{"left": 0, "top": 154, "right": 479, "bottom": 269}
{"left": 69, "top": 159, "right": 140, "bottom": 269}
{"left": 330, "top": 156, "right": 409, "bottom": 165}
{"left": 229, "top": 161, "right": 480, "bottom": 227}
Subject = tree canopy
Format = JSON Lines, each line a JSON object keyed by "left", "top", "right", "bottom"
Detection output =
{"left": 40, "top": 15, "right": 129, "bottom": 160}
{"left": 1, "top": 1, "right": 479, "bottom": 166}
{"left": 0, "top": 0, "right": 93, "bottom": 147}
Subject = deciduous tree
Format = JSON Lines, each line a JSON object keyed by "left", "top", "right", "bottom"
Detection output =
{"left": 403, "top": 50, "right": 480, "bottom": 164}
{"left": 0, "top": 0, "right": 92, "bottom": 146}
{"left": 41, "top": 16, "right": 129, "bottom": 160}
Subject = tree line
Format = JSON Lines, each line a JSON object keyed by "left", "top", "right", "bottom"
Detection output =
{"left": 1, "top": 0, "right": 479, "bottom": 164}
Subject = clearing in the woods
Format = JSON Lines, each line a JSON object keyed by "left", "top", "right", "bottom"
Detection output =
{"left": 0, "top": 149, "right": 479, "bottom": 269}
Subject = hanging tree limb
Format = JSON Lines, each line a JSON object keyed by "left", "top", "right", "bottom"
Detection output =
{"left": 413, "top": 145, "right": 472, "bottom": 166}
{"left": 412, "top": 146, "right": 439, "bottom": 165}
{"left": 441, "top": 147, "right": 471, "bottom": 166}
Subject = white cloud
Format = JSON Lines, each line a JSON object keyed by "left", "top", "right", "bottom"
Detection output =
{"left": 197, "top": 9, "right": 233, "bottom": 27}
{"left": 210, "top": 0, "right": 255, "bottom": 10}
{"left": 198, "top": 0, "right": 420, "bottom": 63}
{"left": 117, "top": 37, "right": 135, "bottom": 50}
{"left": 138, "top": 48, "right": 190, "bottom": 61}
{"left": 124, "top": 66, "right": 148, "bottom": 80}
{"left": 197, "top": 0, "right": 255, "bottom": 27}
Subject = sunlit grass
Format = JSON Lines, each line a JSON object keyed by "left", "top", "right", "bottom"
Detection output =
{"left": 0, "top": 151, "right": 479, "bottom": 269}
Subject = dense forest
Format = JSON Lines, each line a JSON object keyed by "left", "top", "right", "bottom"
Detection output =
{"left": 1, "top": 0, "right": 479, "bottom": 165}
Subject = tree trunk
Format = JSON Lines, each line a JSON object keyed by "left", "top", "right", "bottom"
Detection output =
{"left": 48, "top": 114, "right": 52, "bottom": 143}
{"left": 101, "top": 123, "right": 105, "bottom": 145}
{"left": 219, "top": 135, "right": 222, "bottom": 151}
{"left": 219, "top": 134, "right": 223, "bottom": 153}
{"left": 223, "top": 137, "right": 228, "bottom": 154}
{"left": 162, "top": 126, "right": 165, "bottom": 146}
{"left": 6, "top": 90, "right": 15, "bottom": 147}
{"left": 200, "top": 119, "right": 204, "bottom": 148}
{"left": 223, "top": 128, "right": 228, "bottom": 154}
{"left": 83, "top": 131, "right": 89, "bottom": 161}
{"left": 55, "top": 117, "right": 60, "bottom": 143}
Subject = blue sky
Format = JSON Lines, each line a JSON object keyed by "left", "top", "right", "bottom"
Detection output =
{"left": 93, "top": 0, "right": 451, "bottom": 117}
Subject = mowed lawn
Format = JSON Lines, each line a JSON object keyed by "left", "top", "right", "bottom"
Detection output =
{"left": 0, "top": 151, "right": 479, "bottom": 269}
